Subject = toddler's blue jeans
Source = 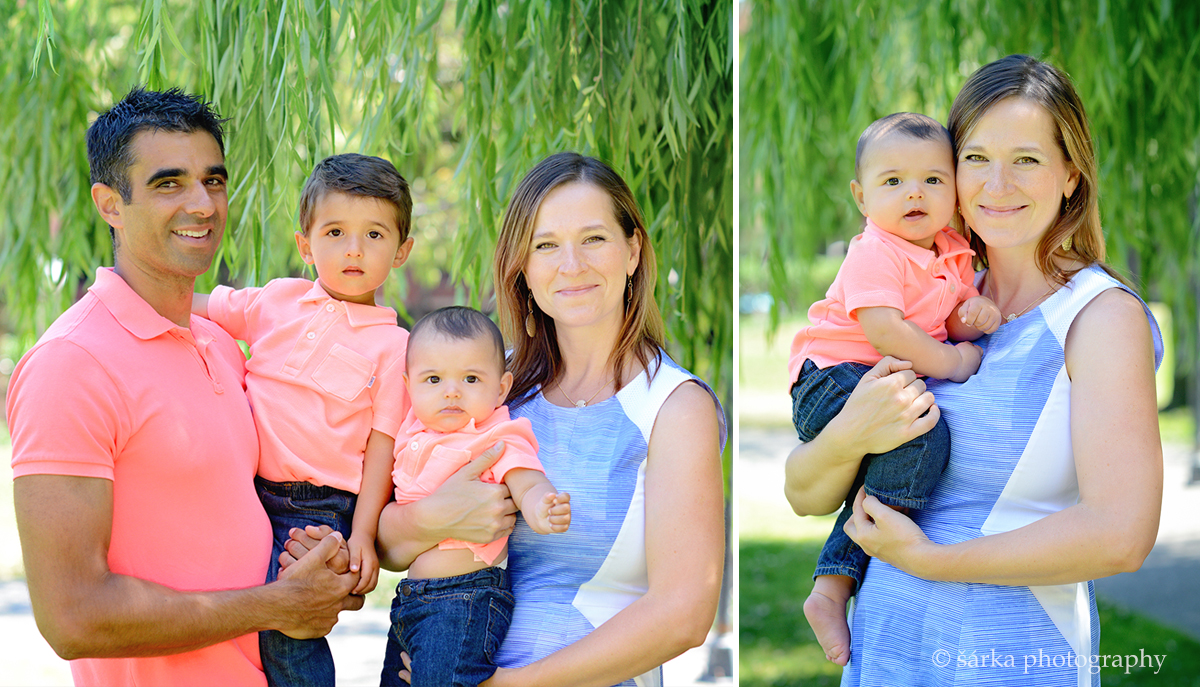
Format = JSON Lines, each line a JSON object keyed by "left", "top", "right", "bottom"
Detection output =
{"left": 792, "top": 359, "right": 950, "bottom": 592}
{"left": 381, "top": 566, "right": 514, "bottom": 687}
{"left": 255, "top": 477, "right": 357, "bottom": 687}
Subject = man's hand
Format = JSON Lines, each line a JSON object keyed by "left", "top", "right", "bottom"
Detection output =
{"left": 275, "top": 532, "right": 363, "bottom": 639}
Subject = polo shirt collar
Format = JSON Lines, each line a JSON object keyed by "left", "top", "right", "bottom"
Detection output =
{"left": 296, "top": 279, "right": 398, "bottom": 327}
{"left": 862, "top": 218, "right": 973, "bottom": 269}
{"left": 89, "top": 267, "right": 184, "bottom": 341}
{"left": 407, "top": 405, "right": 508, "bottom": 436}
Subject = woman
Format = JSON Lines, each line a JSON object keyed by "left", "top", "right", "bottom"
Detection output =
{"left": 287, "top": 153, "right": 726, "bottom": 686}
{"left": 481, "top": 152, "right": 726, "bottom": 686}
{"left": 784, "top": 55, "right": 1162, "bottom": 685}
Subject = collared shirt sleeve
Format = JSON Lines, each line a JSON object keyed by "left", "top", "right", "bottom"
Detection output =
{"left": 370, "top": 353, "right": 410, "bottom": 440}
{"left": 8, "top": 340, "right": 127, "bottom": 480}
{"left": 206, "top": 284, "right": 265, "bottom": 343}
{"left": 482, "top": 416, "right": 544, "bottom": 484}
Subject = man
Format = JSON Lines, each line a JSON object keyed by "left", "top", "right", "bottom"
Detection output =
{"left": 7, "top": 87, "right": 362, "bottom": 687}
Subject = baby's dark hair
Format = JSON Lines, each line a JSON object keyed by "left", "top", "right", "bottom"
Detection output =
{"left": 86, "top": 86, "right": 228, "bottom": 203}
{"left": 407, "top": 306, "right": 506, "bottom": 373}
{"left": 854, "top": 112, "right": 951, "bottom": 180}
{"left": 298, "top": 153, "right": 412, "bottom": 241}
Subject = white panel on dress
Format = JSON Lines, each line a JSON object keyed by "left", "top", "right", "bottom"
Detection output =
{"left": 622, "top": 358, "right": 687, "bottom": 444}
{"left": 979, "top": 266, "right": 1159, "bottom": 687}
{"left": 570, "top": 459, "right": 659, "bottom": 687}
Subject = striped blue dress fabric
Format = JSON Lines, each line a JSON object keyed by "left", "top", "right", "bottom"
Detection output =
{"left": 841, "top": 265, "right": 1163, "bottom": 687}
{"left": 495, "top": 352, "right": 726, "bottom": 687}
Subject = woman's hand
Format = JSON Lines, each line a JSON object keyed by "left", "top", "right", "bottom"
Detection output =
{"left": 842, "top": 487, "right": 937, "bottom": 577}
{"left": 835, "top": 357, "right": 941, "bottom": 455}
{"left": 785, "top": 357, "right": 940, "bottom": 516}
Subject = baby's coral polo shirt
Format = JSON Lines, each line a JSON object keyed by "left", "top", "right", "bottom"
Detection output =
{"left": 789, "top": 219, "right": 979, "bottom": 385}
{"left": 7, "top": 267, "right": 271, "bottom": 686}
{"left": 207, "top": 278, "right": 410, "bottom": 493}
{"left": 393, "top": 405, "right": 543, "bottom": 564}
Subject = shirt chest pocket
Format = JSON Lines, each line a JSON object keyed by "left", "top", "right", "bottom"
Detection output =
{"left": 411, "top": 444, "right": 475, "bottom": 493}
{"left": 311, "top": 343, "right": 377, "bottom": 402}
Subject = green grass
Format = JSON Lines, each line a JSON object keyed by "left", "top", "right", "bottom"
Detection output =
{"left": 739, "top": 534, "right": 1200, "bottom": 687}
{"left": 739, "top": 537, "right": 841, "bottom": 687}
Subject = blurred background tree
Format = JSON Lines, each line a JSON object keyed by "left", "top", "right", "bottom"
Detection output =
{"left": 1, "top": 0, "right": 731, "bottom": 428}
{"left": 740, "top": 0, "right": 1200, "bottom": 441}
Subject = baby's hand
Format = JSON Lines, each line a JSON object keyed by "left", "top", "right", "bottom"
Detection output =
{"left": 347, "top": 533, "right": 378, "bottom": 595}
{"left": 959, "top": 295, "right": 1002, "bottom": 334}
{"left": 530, "top": 491, "right": 571, "bottom": 535}
{"left": 949, "top": 341, "right": 982, "bottom": 383}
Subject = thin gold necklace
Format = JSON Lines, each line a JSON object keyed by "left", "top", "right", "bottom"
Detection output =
{"left": 556, "top": 378, "right": 607, "bottom": 408}
{"left": 988, "top": 275, "right": 1057, "bottom": 323}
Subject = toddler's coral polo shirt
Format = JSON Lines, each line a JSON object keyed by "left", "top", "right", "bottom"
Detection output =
{"left": 207, "top": 278, "right": 410, "bottom": 493}
{"left": 7, "top": 268, "right": 270, "bottom": 686}
{"left": 393, "top": 405, "right": 543, "bottom": 564}
{"left": 789, "top": 219, "right": 978, "bottom": 385}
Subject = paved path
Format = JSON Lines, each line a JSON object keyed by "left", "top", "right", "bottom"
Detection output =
{"left": 738, "top": 425, "right": 1200, "bottom": 640}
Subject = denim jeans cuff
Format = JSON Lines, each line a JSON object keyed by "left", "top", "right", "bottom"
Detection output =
{"left": 864, "top": 487, "right": 928, "bottom": 510}
{"left": 813, "top": 564, "right": 863, "bottom": 584}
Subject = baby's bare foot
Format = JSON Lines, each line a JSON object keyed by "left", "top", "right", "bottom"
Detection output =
{"left": 804, "top": 590, "right": 851, "bottom": 666}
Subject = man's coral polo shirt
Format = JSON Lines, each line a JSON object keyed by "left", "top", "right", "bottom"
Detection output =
{"left": 789, "top": 219, "right": 978, "bottom": 384}
{"left": 7, "top": 268, "right": 271, "bottom": 686}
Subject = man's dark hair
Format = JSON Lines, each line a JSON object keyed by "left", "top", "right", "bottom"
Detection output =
{"left": 86, "top": 86, "right": 228, "bottom": 203}
{"left": 854, "top": 112, "right": 951, "bottom": 181}
{"left": 407, "top": 306, "right": 506, "bottom": 373}
{"left": 297, "top": 154, "right": 413, "bottom": 242}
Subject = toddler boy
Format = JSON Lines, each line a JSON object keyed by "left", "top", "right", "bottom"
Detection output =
{"left": 193, "top": 153, "right": 414, "bottom": 686}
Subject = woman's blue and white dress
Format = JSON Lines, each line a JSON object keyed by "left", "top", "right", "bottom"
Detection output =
{"left": 495, "top": 352, "right": 726, "bottom": 687}
{"left": 842, "top": 265, "right": 1163, "bottom": 687}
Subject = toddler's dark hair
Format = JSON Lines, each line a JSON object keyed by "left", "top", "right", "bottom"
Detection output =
{"left": 298, "top": 154, "right": 412, "bottom": 242}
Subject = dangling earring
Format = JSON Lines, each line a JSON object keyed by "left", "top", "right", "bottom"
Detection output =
{"left": 525, "top": 292, "right": 536, "bottom": 338}
{"left": 1061, "top": 196, "right": 1074, "bottom": 252}
{"left": 626, "top": 275, "right": 634, "bottom": 304}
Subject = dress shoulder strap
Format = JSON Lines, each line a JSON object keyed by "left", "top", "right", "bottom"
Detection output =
{"left": 1040, "top": 265, "right": 1164, "bottom": 370}
{"left": 615, "top": 351, "right": 728, "bottom": 450}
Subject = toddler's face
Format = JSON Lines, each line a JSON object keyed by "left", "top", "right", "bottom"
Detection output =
{"left": 295, "top": 191, "right": 413, "bottom": 305}
{"left": 405, "top": 333, "right": 512, "bottom": 433}
{"left": 851, "top": 134, "right": 957, "bottom": 250}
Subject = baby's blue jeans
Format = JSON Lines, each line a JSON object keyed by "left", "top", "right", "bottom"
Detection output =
{"left": 792, "top": 359, "right": 950, "bottom": 592}
{"left": 381, "top": 566, "right": 513, "bottom": 687}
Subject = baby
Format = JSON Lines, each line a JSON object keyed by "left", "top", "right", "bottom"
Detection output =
{"left": 787, "top": 113, "right": 1001, "bottom": 665}
{"left": 390, "top": 305, "right": 570, "bottom": 687}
